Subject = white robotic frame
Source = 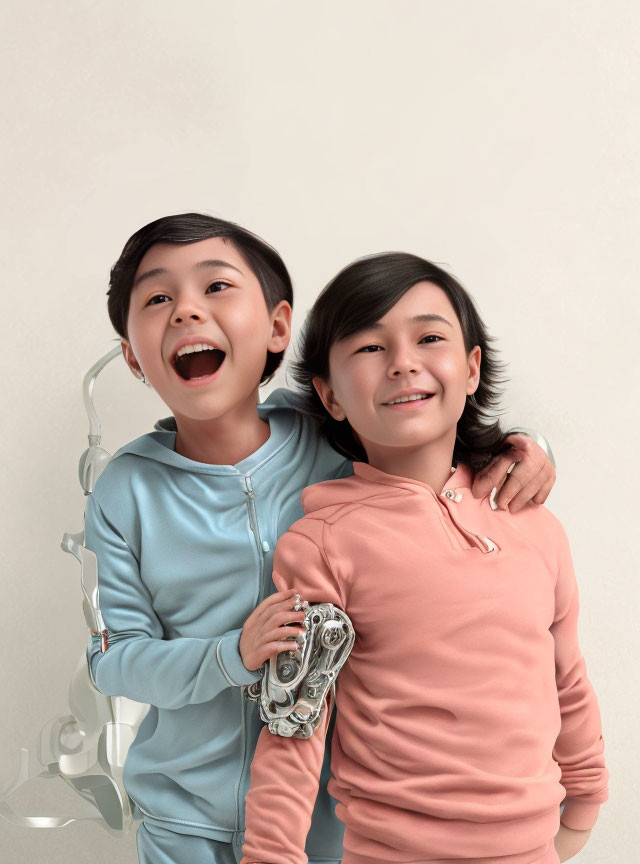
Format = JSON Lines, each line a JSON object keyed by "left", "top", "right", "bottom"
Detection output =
{"left": 0, "top": 348, "right": 148, "bottom": 835}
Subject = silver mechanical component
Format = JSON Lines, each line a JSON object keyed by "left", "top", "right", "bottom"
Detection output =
{"left": 246, "top": 601, "right": 354, "bottom": 739}
{"left": 0, "top": 347, "right": 149, "bottom": 835}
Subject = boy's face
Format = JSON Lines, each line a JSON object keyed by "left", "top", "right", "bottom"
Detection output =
{"left": 314, "top": 281, "right": 481, "bottom": 462}
{"left": 122, "top": 237, "right": 291, "bottom": 424}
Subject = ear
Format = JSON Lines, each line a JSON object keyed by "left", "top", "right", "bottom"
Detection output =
{"left": 466, "top": 345, "right": 481, "bottom": 395}
{"left": 121, "top": 340, "right": 145, "bottom": 381}
{"left": 267, "top": 301, "right": 292, "bottom": 354}
{"left": 312, "top": 376, "right": 347, "bottom": 422}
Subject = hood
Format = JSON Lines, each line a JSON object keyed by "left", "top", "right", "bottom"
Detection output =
{"left": 108, "top": 387, "right": 299, "bottom": 476}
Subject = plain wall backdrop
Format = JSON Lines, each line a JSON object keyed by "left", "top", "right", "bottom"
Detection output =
{"left": 1, "top": 2, "right": 638, "bottom": 861}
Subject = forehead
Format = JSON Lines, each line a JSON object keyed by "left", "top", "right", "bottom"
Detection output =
{"left": 133, "top": 236, "right": 251, "bottom": 283}
{"left": 376, "top": 281, "right": 460, "bottom": 329}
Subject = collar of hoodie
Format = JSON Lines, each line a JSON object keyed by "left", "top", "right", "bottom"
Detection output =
{"left": 352, "top": 461, "right": 498, "bottom": 554}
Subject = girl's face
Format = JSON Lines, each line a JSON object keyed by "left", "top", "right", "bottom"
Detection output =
{"left": 314, "top": 281, "right": 481, "bottom": 463}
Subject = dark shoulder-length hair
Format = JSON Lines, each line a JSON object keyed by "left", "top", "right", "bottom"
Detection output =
{"left": 290, "top": 252, "right": 511, "bottom": 471}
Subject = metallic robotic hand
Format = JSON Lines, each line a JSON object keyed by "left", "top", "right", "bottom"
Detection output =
{"left": 0, "top": 347, "right": 148, "bottom": 835}
{"left": 246, "top": 600, "right": 354, "bottom": 739}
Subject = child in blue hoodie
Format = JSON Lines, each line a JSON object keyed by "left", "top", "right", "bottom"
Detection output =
{"left": 85, "top": 213, "right": 557, "bottom": 864}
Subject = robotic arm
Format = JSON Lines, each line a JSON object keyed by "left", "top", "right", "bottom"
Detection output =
{"left": 246, "top": 601, "right": 354, "bottom": 739}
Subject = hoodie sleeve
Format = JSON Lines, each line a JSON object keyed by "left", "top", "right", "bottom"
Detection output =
{"left": 242, "top": 520, "right": 346, "bottom": 864}
{"left": 85, "top": 494, "right": 261, "bottom": 710}
{"left": 550, "top": 521, "right": 609, "bottom": 830}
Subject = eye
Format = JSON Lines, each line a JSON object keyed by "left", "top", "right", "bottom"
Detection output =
{"left": 206, "top": 280, "right": 231, "bottom": 294}
{"left": 146, "top": 294, "right": 171, "bottom": 306}
{"left": 356, "top": 344, "right": 383, "bottom": 353}
{"left": 419, "top": 334, "right": 444, "bottom": 344}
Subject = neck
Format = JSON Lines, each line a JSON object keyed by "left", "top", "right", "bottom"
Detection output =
{"left": 364, "top": 428, "right": 457, "bottom": 494}
{"left": 173, "top": 393, "right": 270, "bottom": 465}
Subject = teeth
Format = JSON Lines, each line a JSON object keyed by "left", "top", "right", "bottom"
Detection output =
{"left": 176, "top": 343, "right": 217, "bottom": 358}
{"left": 387, "top": 393, "right": 432, "bottom": 405}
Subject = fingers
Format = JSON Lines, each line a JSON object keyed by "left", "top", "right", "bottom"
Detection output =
{"left": 509, "top": 463, "right": 556, "bottom": 511}
{"left": 261, "top": 641, "right": 303, "bottom": 661}
{"left": 492, "top": 462, "right": 523, "bottom": 510}
{"left": 242, "top": 591, "right": 308, "bottom": 670}
{"left": 250, "top": 624, "right": 306, "bottom": 668}
{"left": 248, "top": 589, "right": 301, "bottom": 626}
{"left": 267, "top": 609, "right": 306, "bottom": 628}
{"left": 501, "top": 468, "right": 544, "bottom": 512}
{"left": 531, "top": 470, "right": 555, "bottom": 506}
{"left": 256, "top": 614, "right": 305, "bottom": 653}
{"left": 261, "top": 625, "right": 305, "bottom": 645}
{"left": 472, "top": 451, "right": 522, "bottom": 499}
{"left": 473, "top": 434, "right": 551, "bottom": 509}
{"left": 255, "top": 588, "right": 299, "bottom": 611}
{"left": 495, "top": 460, "right": 556, "bottom": 512}
{"left": 246, "top": 639, "right": 302, "bottom": 669}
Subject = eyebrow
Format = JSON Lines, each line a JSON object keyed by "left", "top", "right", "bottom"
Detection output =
{"left": 196, "top": 259, "right": 244, "bottom": 275}
{"left": 366, "top": 314, "right": 454, "bottom": 331}
{"left": 133, "top": 259, "right": 243, "bottom": 288}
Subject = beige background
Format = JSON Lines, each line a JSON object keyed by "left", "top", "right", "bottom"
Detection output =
{"left": 1, "top": 2, "right": 638, "bottom": 861}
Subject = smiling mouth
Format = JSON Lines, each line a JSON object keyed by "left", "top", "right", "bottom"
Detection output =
{"left": 173, "top": 345, "right": 226, "bottom": 381}
{"left": 383, "top": 393, "right": 434, "bottom": 405}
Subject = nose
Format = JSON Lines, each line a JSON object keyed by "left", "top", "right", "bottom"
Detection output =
{"left": 171, "top": 292, "right": 204, "bottom": 326}
{"left": 389, "top": 343, "right": 420, "bottom": 377}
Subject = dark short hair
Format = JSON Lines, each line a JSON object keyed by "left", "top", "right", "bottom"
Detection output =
{"left": 107, "top": 212, "right": 293, "bottom": 384}
{"left": 290, "top": 252, "right": 511, "bottom": 470}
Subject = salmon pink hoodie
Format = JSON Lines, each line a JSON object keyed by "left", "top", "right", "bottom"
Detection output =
{"left": 241, "top": 462, "right": 608, "bottom": 864}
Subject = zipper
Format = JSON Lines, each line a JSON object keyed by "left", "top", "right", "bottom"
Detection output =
{"left": 234, "top": 682, "right": 248, "bottom": 829}
{"left": 238, "top": 475, "right": 266, "bottom": 828}
{"left": 244, "top": 475, "right": 266, "bottom": 599}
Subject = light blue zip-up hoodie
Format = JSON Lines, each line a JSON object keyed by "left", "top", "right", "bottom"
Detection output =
{"left": 85, "top": 389, "right": 351, "bottom": 855}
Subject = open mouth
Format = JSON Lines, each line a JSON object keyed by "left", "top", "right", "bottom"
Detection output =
{"left": 173, "top": 344, "right": 226, "bottom": 381}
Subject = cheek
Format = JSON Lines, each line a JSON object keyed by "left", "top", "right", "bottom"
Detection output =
{"left": 342, "top": 364, "right": 378, "bottom": 407}
{"left": 127, "top": 322, "right": 156, "bottom": 363}
{"left": 227, "top": 299, "right": 272, "bottom": 344}
{"left": 434, "top": 353, "right": 469, "bottom": 391}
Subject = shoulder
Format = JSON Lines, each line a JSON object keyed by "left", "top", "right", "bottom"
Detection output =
{"left": 91, "top": 432, "right": 165, "bottom": 509}
{"left": 261, "top": 387, "right": 299, "bottom": 411}
{"left": 298, "top": 473, "right": 385, "bottom": 527}
{"left": 509, "top": 500, "right": 567, "bottom": 540}
{"left": 500, "top": 500, "right": 570, "bottom": 569}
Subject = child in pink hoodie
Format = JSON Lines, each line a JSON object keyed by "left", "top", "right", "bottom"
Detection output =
{"left": 241, "top": 253, "right": 608, "bottom": 864}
